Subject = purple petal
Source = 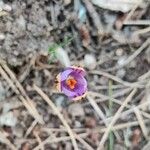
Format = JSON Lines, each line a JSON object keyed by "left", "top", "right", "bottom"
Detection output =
{"left": 61, "top": 72, "right": 87, "bottom": 99}
{"left": 73, "top": 75, "right": 87, "bottom": 95}
{"left": 60, "top": 66, "right": 86, "bottom": 82}
{"left": 60, "top": 68, "right": 73, "bottom": 81}
{"left": 61, "top": 82, "right": 76, "bottom": 98}
{"left": 70, "top": 66, "right": 86, "bottom": 76}
{"left": 58, "top": 66, "right": 87, "bottom": 100}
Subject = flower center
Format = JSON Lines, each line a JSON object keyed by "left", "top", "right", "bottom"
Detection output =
{"left": 66, "top": 77, "right": 77, "bottom": 90}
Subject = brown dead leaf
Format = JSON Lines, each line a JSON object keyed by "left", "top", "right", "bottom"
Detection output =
{"left": 85, "top": 117, "right": 97, "bottom": 128}
{"left": 115, "top": 14, "right": 127, "bottom": 30}
{"left": 35, "top": 54, "right": 49, "bottom": 69}
{"left": 88, "top": 131, "right": 100, "bottom": 145}
{"left": 21, "top": 143, "right": 31, "bottom": 150}
{"left": 79, "top": 24, "right": 90, "bottom": 47}
{"left": 131, "top": 128, "right": 142, "bottom": 147}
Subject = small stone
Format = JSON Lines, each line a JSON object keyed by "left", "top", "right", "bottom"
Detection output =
{"left": 68, "top": 103, "right": 85, "bottom": 117}
{"left": 116, "top": 48, "right": 124, "bottom": 56}
{"left": 99, "top": 76, "right": 109, "bottom": 85}
{"left": 16, "top": 15, "right": 26, "bottom": 31}
{"left": 43, "top": 114, "right": 49, "bottom": 123}
{"left": 64, "top": 0, "right": 72, "bottom": 6}
{"left": 3, "top": 103, "right": 13, "bottom": 113}
{"left": 43, "top": 69, "right": 50, "bottom": 77}
{"left": 84, "top": 54, "right": 96, "bottom": 70}
{"left": 0, "top": 34, "right": 5, "bottom": 40}
{"left": 128, "top": 60, "right": 136, "bottom": 68}
{"left": 74, "top": 120, "right": 82, "bottom": 128}
{"left": 84, "top": 107, "right": 93, "bottom": 114}
{"left": 50, "top": 143, "right": 57, "bottom": 149}
{"left": 78, "top": 5, "right": 87, "bottom": 22}
{"left": 13, "top": 125, "right": 24, "bottom": 138}
{"left": 3, "top": 4, "right": 12, "bottom": 12}
{"left": 55, "top": 96, "right": 65, "bottom": 108}
{"left": 116, "top": 69, "right": 126, "bottom": 78}
{"left": 55, "top": 47, "right": 71, "bottom": 67}
{"left": 117, "top": 56, "right": 127, "bottom": 66}
{"left": 0, "top": 112, "right": 17, "bottom": 127}
{"left": 13, "top": 50, "right": 19, "bottom": 56}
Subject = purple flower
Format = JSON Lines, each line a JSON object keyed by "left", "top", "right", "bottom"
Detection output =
{"left": 56, "top": 66, "right": 87, "bottom": 100}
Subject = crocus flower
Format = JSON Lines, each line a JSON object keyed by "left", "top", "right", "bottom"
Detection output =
{"left": 56, "top": 66, "right": 87, "bottom": 100}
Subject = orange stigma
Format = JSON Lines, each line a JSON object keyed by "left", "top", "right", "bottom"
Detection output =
{"left": 66, "top": 77, "right": 77, "bottom": 90}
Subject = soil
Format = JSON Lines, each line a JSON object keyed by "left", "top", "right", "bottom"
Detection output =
{"left": 0, "top": 0, "right": 150, "bottom": 150}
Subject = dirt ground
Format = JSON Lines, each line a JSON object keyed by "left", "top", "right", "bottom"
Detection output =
{"left": 0, "top": 0, "right": 150, "bottom": 150}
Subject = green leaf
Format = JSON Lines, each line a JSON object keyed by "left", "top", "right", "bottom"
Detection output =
{"left": 48, "top": 36, "right": 73, "bottom": 64}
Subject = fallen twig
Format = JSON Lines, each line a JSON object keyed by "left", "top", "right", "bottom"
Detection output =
{"left": 0, "top": 65, "right": 44, "bottom": 124}
{"left": 97, "top": 89, "right": 137, "bottom": 150}
{"left": 82, "top": 0, "right": 104, "bottom": 35}
{"left": 33, "top": 84, "right": 79, "bottom": 150}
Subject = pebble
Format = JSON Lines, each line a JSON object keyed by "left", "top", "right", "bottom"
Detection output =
{"left": 0, "top": 112, "right": 17, "bottom": 127}
{"left": 3, "top": 103, "right": 14, "bottom": 113}
{"left": 0, "top": 34, "right": 5, "bottom": 40}
{"left": 78, "top": 4, "right": 87, "bottom": 22}
{"left": 116, "top": 68, "right": 126, "bottom": 78}
{"left": 128, "top": 60, "right": 136, "bottom": 68}
{"left": 55, "top": 96, "right": 65, "bottom": 108}
{"left": 64, "top": 0, "right": 72, "bottom": 6}
{"left": 74, "top": 120, "right": 82, "bottom": 128}
{"left": 68, "top": 103, "right": 85, "bottom": 117}
{"left": 116, "top": 48, "right": 124, "bottom": 56}
{"left": 84, "top": 54, "right": 96, "bottom": 70}
{"left": 84, "top": 107, "right": 93, "bottom": 114}
{"left": 55, "top": 47, "right": 71, "bottom": 67}
{"left": 13, "top": 125, "right": 24, "bottom": 138}
{"left": 117, "top": 56, "right": 127, "bottom": 66}
{"left": 16, "top": 15, "right": 26, "bottom": 31}
{"left": 0, "top": 1, "right": 12, "bottom": 12}
{"left": 13, "top": 50, "right": 19, "bottom": 56}
{"left": 3, "top": 4, "right": 12, "bottom": 12}
{"left": 99, "top": 76, "right": 109, "bottom": 85}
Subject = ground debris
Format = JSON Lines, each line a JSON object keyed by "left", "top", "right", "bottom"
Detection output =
{"left": 0, "top": 0, "right": 149, "bottom": 149}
